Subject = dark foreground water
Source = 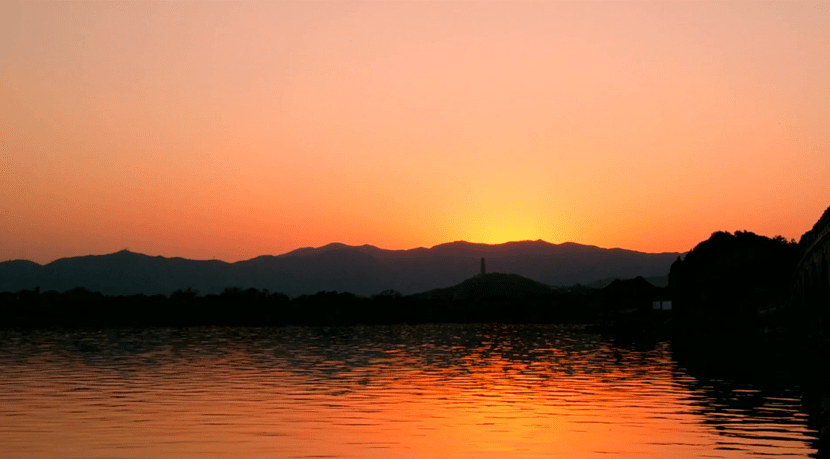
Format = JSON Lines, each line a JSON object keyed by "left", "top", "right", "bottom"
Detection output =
{"left": 0, "top": 325, "right": 821, "bottom": 458}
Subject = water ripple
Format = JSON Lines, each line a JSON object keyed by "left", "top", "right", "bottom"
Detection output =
{"left": 0, "top": 324, "right": 820, "bottom": 458}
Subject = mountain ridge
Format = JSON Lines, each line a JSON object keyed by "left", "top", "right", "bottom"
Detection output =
{"left": 0, "top": 240, "right": 682, "bottom": 296}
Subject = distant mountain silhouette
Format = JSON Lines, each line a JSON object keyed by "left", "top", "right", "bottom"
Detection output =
{"left": 0, "top": 240, "right": 681, "bottom": 296}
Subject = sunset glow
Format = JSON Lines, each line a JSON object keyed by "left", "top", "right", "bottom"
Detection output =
{"left": 2, "top": 1, "right": 829, "bottom": 263}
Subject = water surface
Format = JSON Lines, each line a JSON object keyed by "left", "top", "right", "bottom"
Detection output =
{"left": 0, "top": 325, "right": 819, "bottom": 458}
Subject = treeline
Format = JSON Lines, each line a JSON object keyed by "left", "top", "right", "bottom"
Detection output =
{"left": 669, "top": 230, "right": 802, "bottom": 334}
{"left": 0, "top": 287, "right": 598, "bottom": 328}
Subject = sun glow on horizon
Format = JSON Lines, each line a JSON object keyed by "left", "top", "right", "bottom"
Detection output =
{"left": 458, "top": 220, "right": 551, "bottom": 248}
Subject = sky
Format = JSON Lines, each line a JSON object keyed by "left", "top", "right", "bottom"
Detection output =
{"left": 2, "top": 1, "right": 829, "bottom": 264}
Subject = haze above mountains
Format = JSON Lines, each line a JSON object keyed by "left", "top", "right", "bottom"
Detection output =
{"left": 0, "top": 240, "right": 681, "bottom": 297}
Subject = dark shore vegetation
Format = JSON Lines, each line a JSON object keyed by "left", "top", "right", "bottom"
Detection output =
{"left": 669, "top": 230, "right": 801, "bottom": 335}
{"left": 0, "top": 285, "right": 599, "bottom": 329}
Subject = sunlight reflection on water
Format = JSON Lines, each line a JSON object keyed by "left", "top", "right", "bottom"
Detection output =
{"left": 0, "top": 325, "right": 820, "bottom": 458}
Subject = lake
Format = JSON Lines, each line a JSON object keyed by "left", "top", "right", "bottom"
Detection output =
{"left": 0, "top": 324, "right": 820, "bottom": 458}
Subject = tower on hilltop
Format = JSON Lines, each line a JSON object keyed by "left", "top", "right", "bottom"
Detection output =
{"left": 480, "top": 257, "right": 486, "bottom": 276}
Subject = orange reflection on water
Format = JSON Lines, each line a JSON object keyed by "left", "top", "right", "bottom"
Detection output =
{"left": 0, "top": 326, "right": 819, "bottom": 458}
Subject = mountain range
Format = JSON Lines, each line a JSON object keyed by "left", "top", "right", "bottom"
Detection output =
{"left": 0, "top": 240, "right": 681, "bottom": 296}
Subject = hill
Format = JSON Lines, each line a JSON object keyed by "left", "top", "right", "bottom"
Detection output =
{"left": 0, "top": 240, "right": 681, "bottom": 296}
{"left": 412, "top": 272, "right": 556, "bottom": 300}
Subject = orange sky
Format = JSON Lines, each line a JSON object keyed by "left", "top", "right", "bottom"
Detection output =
{"left": 2, "top": 1, "right": 829, "bottom": 264}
